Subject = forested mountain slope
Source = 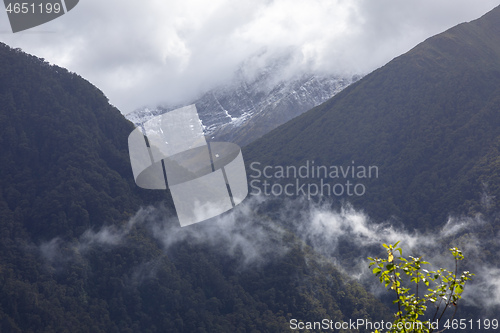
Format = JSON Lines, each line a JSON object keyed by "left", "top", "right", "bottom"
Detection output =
{"left": 244, "top": 5, "right": 500, "bottom": 230}
{"left": 0, "top": 43, "right": 387, "bottom": 332}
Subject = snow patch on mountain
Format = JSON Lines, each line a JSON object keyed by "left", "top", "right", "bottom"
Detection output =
{"left": 126, "top": 57, "right": 361, "bottom": 145}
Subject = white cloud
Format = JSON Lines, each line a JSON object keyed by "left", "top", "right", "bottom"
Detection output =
{"left": 1, "top": 1, "right": 498, "bottom": 114}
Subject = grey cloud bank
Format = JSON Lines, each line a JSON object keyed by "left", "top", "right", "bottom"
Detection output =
{"left": 1, "top": 0, "right": 498, "bottom": 112}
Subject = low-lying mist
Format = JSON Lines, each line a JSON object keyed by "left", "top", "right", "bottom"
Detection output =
{"left": 39, "top": 194, "right": 500, "bottom": 313}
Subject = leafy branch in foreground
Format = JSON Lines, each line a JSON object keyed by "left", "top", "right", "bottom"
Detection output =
{"left": 368, "top": 242, "right": 473, "bottom": 333}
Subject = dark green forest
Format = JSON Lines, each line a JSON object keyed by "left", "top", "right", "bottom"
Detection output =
{"left": 0, "top": 43, "right": 388, "bottom": 332}
{"left": 2, "top": 4, "right": 500, "bottom": 333}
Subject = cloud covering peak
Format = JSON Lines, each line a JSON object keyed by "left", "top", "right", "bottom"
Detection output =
{"left": 1, "top": 0, "right": 498, "bottom": 112}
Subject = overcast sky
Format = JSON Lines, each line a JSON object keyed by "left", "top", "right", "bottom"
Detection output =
{"left": 1, "top": 0, "right": 499, "bottom": 114}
